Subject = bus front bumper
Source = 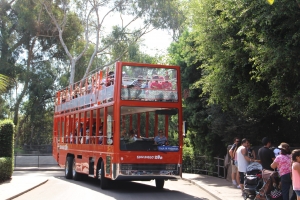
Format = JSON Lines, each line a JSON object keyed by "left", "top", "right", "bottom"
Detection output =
{"left": 111, "top": 163, "right": 182, "bottom": 181}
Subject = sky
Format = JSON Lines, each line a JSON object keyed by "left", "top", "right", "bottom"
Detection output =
{"left": 140, "top": 29, "right": 173, "bottom": 56}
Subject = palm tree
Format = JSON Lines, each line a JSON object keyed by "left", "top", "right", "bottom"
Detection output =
{"left": 0, "top": 74, "right": 9, "bottom": 94}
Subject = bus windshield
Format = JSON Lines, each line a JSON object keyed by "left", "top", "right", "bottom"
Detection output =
{"left": 121, "top": 66, "right": 178, "bottom": 101}
{"left": 120, "top": 106, "right": 179, "bottom": 151}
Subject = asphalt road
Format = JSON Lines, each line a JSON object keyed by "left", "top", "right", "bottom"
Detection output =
{"left": 13, "top": 171, "right": 217, "bottom": 200}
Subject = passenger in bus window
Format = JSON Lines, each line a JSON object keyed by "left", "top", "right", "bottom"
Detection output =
{"left": 126, "top": 75, "right": 144, "bottom": 99}
{"left": 98, "top": 125, "right": 103, "bottom": 144}
{"left": 74, "top": 129, "right": 77, "bottom": 144}
{"left": 121, "top": 129, "right": 128, "bottom": 140}
{"left": 79, "top": 123, "right": 83, "bottom": 143}
{"left": 100, "top": 71, "right": 114, "bottom": 87}
{"left": 62, "top": 90, "right": 66, "bottom": 103}
{"left": 128, "top": 129, "right": 137, "bottom": 142}
{"left": 99, "top": 130, "right": 103, "bottom": 144}
{"left": 161, "top": 75, "right": 172, "bottom": 90}
{"left": 150, "top": 75, "right": 162, "bottom": 89}
{"left": 70, "top": 132, "right": 73, "bottom": 144}
{"left": 86, "top": 127, "right": 90, "bottom": 144}
{"left": 87, "top": 81, "right": 92, "bottom": 94}
{"left": 154, "top": 130, "right": 168, "bottom": 146}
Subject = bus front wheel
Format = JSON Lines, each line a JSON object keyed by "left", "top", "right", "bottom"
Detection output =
{"left": 99, "top": 161, "right": 110, "bottom": 189}
{"left": 65, "top": 156, "right": 73, "bottom": 179}
{"left": 155, "top": 179, "right": 165, "bottom": 189}
{"left": 72, "top": 158, "right": 82, "bottom": 181}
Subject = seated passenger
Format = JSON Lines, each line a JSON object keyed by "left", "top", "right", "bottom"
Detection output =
{"left": 86, "top": 127, "right": 90, "bottom": 144}
{"left": 121, "top": 129, "right": 128, "bottom": 140}
{"left": 154, "top": 129, "right": 168, "bottom": 145}
{"left": 99, "top": 131, "right": 103, "bottom": 144}
{"left": 128, "top": 129, "right": 137, "bottom": 142}
{"left": 150, "top": 75, "right": 162, "bottom": 89}
{"left": 126, "top": 75, "right": 144, "bottom": 99}
{"left": 161, "top": 75, "right": 172, "bottom": 90}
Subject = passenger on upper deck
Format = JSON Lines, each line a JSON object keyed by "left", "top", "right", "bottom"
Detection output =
{"left": 150, "top": 75, "right": 162, "bottom": 89}
{"left": 161, "top": 74, "right": 172, "bottom": 90}
{"left": 126, "top": 75, "right": 144, "bottom": 99}
{"left": 100, "top": 71, "right": 114, "bottom": 87}
{"left": 154, "top": 129, "right": 168, "bottom": 146}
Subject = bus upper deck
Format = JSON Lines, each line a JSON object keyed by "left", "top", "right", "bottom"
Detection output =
{"left": 55, "top": 62, "right": 179, "bottom": 114}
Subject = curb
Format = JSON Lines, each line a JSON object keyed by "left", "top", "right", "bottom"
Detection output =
{"left": 181, "top": 178, "right": 222, "bottom": 200}
{"left": 6, "top": 179, "right": 48, "bottom": 200}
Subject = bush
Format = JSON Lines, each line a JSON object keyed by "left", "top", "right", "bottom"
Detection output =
{"left": 0, "top": 120, "right": 14, "bottom": 157}
{"left": 0, "top": 157, "right": 13, "bottom": 183}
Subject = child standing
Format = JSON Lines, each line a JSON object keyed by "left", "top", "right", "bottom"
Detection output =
{"left": 291, "top": 149, "right": 300, "bottom": 200}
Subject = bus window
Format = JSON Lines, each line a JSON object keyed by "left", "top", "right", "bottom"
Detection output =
{"left": 121, "top": 66, "right": 178, "bottom": 102}
{"left": 120, "top": 106, "right": 179, "bottom": 151}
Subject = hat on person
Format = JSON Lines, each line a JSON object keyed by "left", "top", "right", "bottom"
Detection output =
{"left": 278, "top": 142, "right": 289, "bottom": 150}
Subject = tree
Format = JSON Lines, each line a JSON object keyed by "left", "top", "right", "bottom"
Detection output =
{"left": 40, "top": 0, "right": 185, "bottom": 84}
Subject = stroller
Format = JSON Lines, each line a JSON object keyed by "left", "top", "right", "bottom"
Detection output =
{"left": 255, "top": 169, "right": 281, "bottom": 200}
{"left": 243, "top": 162, "right": 263, "bottom": 200}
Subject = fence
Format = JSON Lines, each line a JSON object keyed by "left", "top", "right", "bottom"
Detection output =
{"left": 14, "top": 154, "right": 58, "bottom": 168}
{"left": 182, "top": 156, "right": 226, "bottom": 179}
{"left": 14, "top": 147, "right": 227, "bottom": 178}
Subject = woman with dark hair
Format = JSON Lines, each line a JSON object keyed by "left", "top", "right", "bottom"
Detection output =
{"left": 292, "top": 149, "right": 300, "bottom": 200}
{"left": 271, "top": 143, "right": 296, "bottom": 200}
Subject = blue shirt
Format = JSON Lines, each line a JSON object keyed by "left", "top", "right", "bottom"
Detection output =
{"left": 154, "top": 136, "right": 168, "bottom": 145}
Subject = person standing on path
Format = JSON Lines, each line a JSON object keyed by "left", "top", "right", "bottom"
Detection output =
{"left": 229, "top": 137, "right": 240, "bottom": 188}
{"left": 291, "top": 149, "right": 300, "bottom": 200}
{"left": 236, "top": 138, "right": 254, "bottom": 195}
{"left": 257, "top": 137, "right": 275, "bottom": 170}
{"left": 271, "top": 143, "right": 296, "bottom": 200}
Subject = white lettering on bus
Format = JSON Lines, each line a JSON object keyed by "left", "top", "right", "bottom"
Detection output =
{"left": 137, "top": 155, "right": 163, "bottom": 160}
{"left": 59, "top": 144, "right": 68, "bottom": 150}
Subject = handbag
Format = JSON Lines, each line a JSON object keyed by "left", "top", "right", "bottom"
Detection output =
{"left": 269, "top": 188, "right": 282, "bottom": 200}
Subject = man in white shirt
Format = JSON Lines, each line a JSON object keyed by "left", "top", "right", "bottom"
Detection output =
{"left": 236, "top": 138, "right": 255, "bottom": 195}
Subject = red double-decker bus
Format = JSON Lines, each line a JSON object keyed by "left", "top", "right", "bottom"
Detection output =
{"left": 53, "top": 61, "right": 184, "bottom": 189}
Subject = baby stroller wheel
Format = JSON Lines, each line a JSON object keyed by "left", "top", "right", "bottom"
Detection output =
{"left": 243, "top": 192, "right": 248, "bottom": 200}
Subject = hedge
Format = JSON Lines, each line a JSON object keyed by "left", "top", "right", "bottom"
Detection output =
{"left": 0, "top": 120, "right": 14, "bottom": 157}
{"left": 0, "top": 157, "right": 13, "bottom": 182}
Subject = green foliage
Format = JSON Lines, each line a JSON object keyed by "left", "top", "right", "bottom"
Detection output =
{"left": 0, "top": 120, "right": 14, "bottom": 157}
{"left": 168, "top": 0, "right": 300, "bottom": 159}
{"left": 0, "top": 157, "right": 13, "bottom": 183}
{"left": 0, "top": 74, "right": 10, "bottom": 94}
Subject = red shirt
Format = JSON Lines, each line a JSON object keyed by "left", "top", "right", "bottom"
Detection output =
{"left": 161, "top": 81, "right": 172, "bottom": 90}
{"left": 150, "top": 81, "right": 162, "bottom": 89}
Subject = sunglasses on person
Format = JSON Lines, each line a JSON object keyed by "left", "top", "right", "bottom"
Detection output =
{"left": 236, "top": 140, "right": 240, "bottom": 143}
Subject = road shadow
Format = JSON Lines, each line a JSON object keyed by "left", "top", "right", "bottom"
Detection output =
{"left": 54, "top": 175, "right": 211, "bottom": 200}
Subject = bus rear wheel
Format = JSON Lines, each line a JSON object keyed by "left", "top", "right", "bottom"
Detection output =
{"left": 155, "top": 179, "right": 165, "bottom": 189}
{"left": 65, "top": 156, "right": 73, "bottom": 179}
{"left": 99, "top": 161, "right": 110, "bottom": 189}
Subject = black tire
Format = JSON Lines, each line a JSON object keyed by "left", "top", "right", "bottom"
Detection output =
{"left": 155, "top": 179, "right": 165, "bottom": 189}
{"left": 65, "top": 157, "right": 73, "bottom": 179}
{"left": 99, "top": 161, "right": 110, "bottom": 189}
{"left": 72, "top": 158, "right": 82, "bottom": 181}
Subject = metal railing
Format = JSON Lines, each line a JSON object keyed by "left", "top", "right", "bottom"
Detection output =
{"left": 183, "top": 156, "right": 226, "bottom": 179}
{"left": 14, "top": 154, "right": 58, "bottom": 168}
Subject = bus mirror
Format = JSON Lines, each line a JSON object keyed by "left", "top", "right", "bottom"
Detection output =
{"left": 155, "top": 109, "right": 178, "bottom": 115}
{"left": 183, "top": 121, "right": 188, "bottom": 137}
